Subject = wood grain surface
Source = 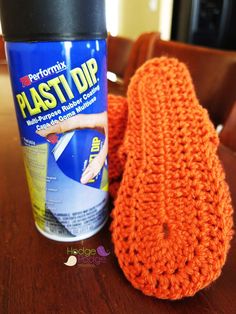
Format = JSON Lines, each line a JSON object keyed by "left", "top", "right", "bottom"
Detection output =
{"left": 0, "top": 64, "right": 235, "bottom": 314}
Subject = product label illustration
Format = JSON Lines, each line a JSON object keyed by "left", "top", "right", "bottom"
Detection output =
{"left": 7, "top": 40, "right": 108, "bottom": 240}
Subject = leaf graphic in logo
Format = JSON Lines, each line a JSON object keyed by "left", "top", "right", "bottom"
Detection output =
{"left": 64, "top": 255, "right": 77, "bottom": 266}
{"left": 96, "top": 245, "right": 110, "bottom": 257}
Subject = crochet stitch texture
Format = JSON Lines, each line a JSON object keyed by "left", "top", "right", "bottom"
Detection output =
{"left": 108, "top": 57, "right": 233, "bottom": 299}
{"left": 108, "top": 94, "right": 127, "bottom": 199}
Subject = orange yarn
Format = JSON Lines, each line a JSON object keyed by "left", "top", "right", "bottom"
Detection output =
{"left": 108, "top": 57, "right": 234, "bottom": 299}
{"left": 108, "top": 95, "right": 127, "bottom": 198}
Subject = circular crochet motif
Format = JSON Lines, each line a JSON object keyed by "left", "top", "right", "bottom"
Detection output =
{"left": 108, "top": 57, "right": 234, "bottom": 299}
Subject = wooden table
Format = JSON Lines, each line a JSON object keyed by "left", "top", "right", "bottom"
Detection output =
{"left": 0, "top": 63, "right": 236, "bottom": 314}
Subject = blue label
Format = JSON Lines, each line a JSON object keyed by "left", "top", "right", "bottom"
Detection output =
{"left": 6, "top": 40, "right": 108, "bottom": 240}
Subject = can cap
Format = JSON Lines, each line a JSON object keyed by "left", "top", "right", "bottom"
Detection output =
{"left": 0, "top": 0, "right": 107, "bottom": 41}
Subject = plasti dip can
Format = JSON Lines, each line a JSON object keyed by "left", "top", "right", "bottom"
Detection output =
{"left": 0, "top": 0, "right": 108, "bottom": 241}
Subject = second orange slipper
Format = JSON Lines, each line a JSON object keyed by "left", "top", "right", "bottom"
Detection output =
{"left": 108, "top": 94, "right": 128, "bottom": 199}
{"left": 110, "top": 57, "right": 233, "bottom": 299}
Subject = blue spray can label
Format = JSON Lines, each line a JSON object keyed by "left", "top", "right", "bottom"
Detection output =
{"left": 6, "top": 40, "right": 108, "bottom": 241}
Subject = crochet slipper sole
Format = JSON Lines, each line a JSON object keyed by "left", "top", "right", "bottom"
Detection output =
{"left": 110, "top": 57, "right": 233, "bottom": 300}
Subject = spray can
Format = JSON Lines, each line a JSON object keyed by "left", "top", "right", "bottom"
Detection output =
{"left": 0, "top": 0, "right": 108, "bottom": 241}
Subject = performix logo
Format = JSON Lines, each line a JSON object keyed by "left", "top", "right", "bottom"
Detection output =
{"left": 20, "top": 61, "right": 67, "bottom": 87}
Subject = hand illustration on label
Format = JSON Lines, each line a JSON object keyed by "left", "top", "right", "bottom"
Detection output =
{"left": 36, "top": 112, "right": 108, "bottom": 185}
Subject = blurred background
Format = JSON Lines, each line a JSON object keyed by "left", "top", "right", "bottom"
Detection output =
{"left": 105, "top": 0, "right": 236, "bottom": 50}
{"left": 1, "top": 0, "right": 235, "bottom": 50}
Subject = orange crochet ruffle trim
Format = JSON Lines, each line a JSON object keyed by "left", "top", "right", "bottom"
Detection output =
{"left": 108, "top": 57, "right": 234, "bottom": 300}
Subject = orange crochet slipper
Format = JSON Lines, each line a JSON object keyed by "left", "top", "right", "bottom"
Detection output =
{"left": 110, "top": 57, "right": 233, "bottom": 300}
{"left": 108, "top": 94, "right": 128, "bottom": 199}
